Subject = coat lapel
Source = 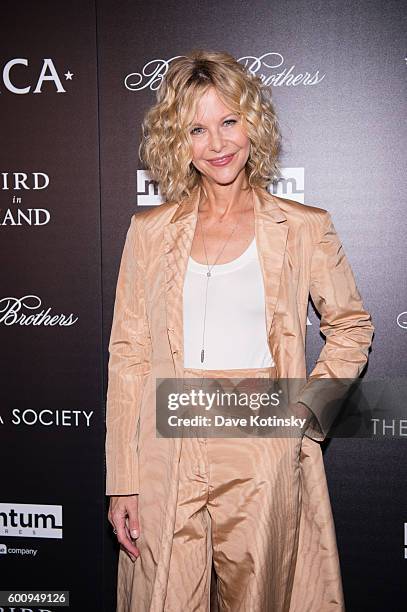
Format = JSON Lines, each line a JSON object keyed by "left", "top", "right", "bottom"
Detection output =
{"left": 163, "top": 184, "right": 288, "bottom": 377}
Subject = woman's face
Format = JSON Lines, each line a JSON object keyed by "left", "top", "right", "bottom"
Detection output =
{"left": 188, "top": 86, "right": 250, "bottom": 186}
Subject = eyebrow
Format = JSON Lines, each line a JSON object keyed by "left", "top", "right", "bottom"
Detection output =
{"left": 191, "top": 113, "right": 238, "bottom": 127}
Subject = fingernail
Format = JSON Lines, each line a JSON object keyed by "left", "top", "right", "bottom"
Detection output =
{"left": 131, "top": 529, "right": 139, "bottom": 538}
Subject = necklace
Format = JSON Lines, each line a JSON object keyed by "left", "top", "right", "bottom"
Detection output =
{"left": 196, "top": 191, "right": 252, "bottom": 364}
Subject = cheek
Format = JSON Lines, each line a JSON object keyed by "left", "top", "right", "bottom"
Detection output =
{"left": 233, "top": 129, "right": 250, "bottom": 151}
{"left": 190, "top": 140, "right": 205, "bottom": 162}
{"left": 237, "top": 135, "right": 251, "bottom": 162}
{"left": 239, "top": 132, "right": 250, "bottom": 149}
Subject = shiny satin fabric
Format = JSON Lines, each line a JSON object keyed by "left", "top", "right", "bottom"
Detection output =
{"left": 118, "top": 366, "right": 344, "bottom": 611}
{"left": 107, "top": 185, "right": 374, "bottom": 611}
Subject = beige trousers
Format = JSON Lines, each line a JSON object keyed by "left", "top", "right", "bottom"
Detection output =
{"left": 163, "top": 365, "right": 303, "bottom": 612}
{"left": 117, "top": 364, "right": 344, "bottom": 611}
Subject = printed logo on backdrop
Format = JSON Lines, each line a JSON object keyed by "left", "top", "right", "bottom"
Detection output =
{"left": 0, "top": 58, "right": 73, "bottom": 94}
{"left": 136, "top": 170, "right": 162, "bottom": 205}
{"left": 0, "top": 543, "right": 38, "bottom": 557}
{"left": 397, "top": 312, "right": 407, "bottom": 329}
{"left": 1, "top": 171, "right": 50, "bottom": 226}
{"left": 124, "top": 52, "right": 325, "bottom": 91}
{"left": 239, "top": 53, "right": 325, "bottom": 86}
{"left": 135, "top": 167, "right": 305, "bottom": 206}
{"left": 270, "top": 168, "right": 304, "bottom": 203}
{"left": 0, "top": 407, "right": 93, "bottom": 428}
{"left": 0, "top": 503, "right": 62, "bottom": 539}
{"left": 0, "top": 296, "right": 78, "bottom": 326}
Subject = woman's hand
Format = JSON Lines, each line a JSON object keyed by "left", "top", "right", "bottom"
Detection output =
{"left": 108, "top": 494, "right": 140, "bottom": 562}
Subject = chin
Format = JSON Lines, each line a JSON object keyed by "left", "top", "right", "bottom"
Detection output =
{"left": 210, "top": 174, "right": 242, "bottom": 186}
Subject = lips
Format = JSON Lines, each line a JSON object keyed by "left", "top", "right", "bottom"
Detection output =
{"left": 207, "top": 153, "right": 235, "bottom": 167}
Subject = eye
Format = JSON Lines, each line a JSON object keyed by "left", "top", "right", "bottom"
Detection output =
{"left": 189, "top": 118, "right": 238, "bottom": 136}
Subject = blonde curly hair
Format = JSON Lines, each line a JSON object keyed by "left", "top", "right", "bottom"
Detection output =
{"left": 139, "top": 49, "right": 282, "bottom": 203}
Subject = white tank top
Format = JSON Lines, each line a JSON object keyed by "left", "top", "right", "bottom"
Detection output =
{"left": 183, "top": 236, "right": 275, "bottom": 369}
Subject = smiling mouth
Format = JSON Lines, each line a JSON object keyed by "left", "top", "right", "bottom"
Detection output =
{"left": 207, "top": 153, "right": 235, "bottom": 166}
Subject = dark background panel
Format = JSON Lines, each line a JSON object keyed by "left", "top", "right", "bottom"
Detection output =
{"left": 0, "top": 1, "right": 103, "bottom": 610}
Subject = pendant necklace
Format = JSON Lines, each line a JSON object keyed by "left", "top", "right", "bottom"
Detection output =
{"left": 197, "top": 192, "right": 252, "bottom": 365}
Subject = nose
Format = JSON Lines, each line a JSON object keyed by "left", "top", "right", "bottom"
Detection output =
{"left": 208, "top": 127, "right": 225, "bottom": 152}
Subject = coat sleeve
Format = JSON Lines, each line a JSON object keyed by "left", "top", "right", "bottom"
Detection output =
{"left": 297, "top": 211, "right": 375, "bottom": 441}
{"left": 105, "top": 214, "right": 152, "bottom": 495}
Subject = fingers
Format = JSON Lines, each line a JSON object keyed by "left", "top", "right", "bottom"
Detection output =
{"left": 126, "top": 501, "right": 140, "bottom": 540}
{"left": 125, "top": 515, "right": 140, "bottom": 540}
{"left": 116, "top": 515, "right": 140, "bottom": 562}
{"left": 109, "top": 495, "right": 140, "bottom": 562}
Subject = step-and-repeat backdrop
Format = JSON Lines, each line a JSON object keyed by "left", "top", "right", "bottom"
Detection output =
{"left": 1, "top": 1, "right": 406, "bottom": 610}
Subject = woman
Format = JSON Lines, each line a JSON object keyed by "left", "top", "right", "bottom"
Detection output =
{"left": 106, "top": 50, "right": 374, "bottom": 611}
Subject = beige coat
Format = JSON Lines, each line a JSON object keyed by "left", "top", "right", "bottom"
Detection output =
{"left": 105, "top": 184, "right": 374, "bottom": 610}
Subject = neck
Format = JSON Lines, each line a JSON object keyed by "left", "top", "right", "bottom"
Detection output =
{"left": 198, "top": 178, "right": 253, "bottom": 219}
